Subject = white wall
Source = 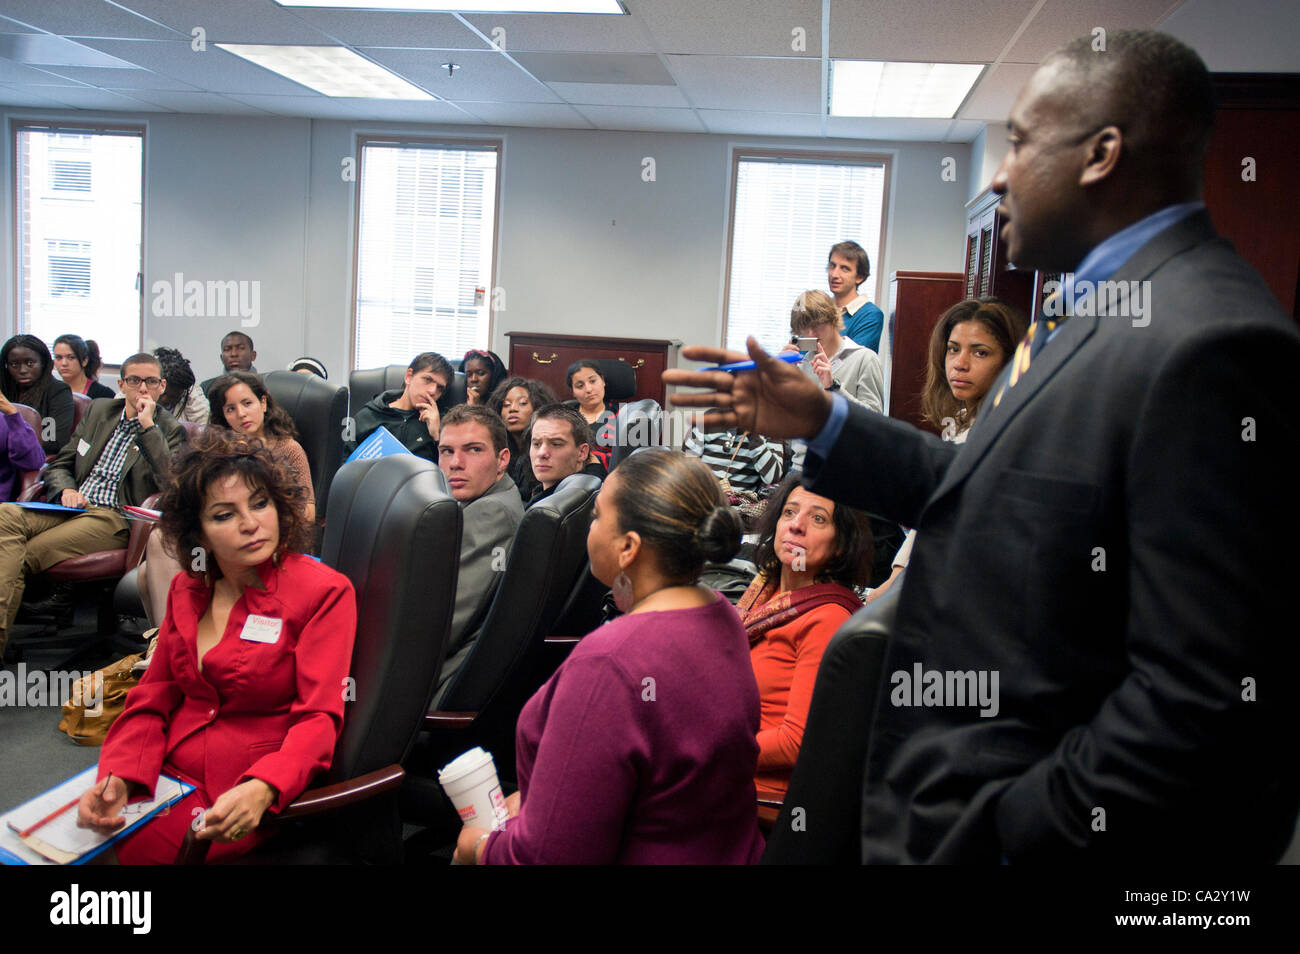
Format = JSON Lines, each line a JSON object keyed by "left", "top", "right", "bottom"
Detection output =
{"left": 2, "top": 107, "right": 972, "bottom": 380}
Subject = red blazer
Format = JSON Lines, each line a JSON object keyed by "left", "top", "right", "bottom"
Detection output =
{"left": 99, "top": 553, "right": 357, "bottom": 812}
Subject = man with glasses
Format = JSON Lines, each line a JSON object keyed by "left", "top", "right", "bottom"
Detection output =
{"left": 0, "top": 353, "right": 186, "bottom": 659}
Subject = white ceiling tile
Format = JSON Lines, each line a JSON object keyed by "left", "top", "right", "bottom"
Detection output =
{"left": 222, "top": 91, "right": 369, "bottom": 119}
{"left": 572, "top": 103, "right": 706, "bottom": 132}
{"left": 1005, "top": 0, "right": 1178, "bottom": 65}
{"left": 956, "top": 62, "right": 1038, "bottom": 121}
{"left": 0, "top": 33, "right": 139, "bottom": 68}
{"left": 1161, "top": 0, "right": 1300, "bottom": 72}
{"left": 513, "top": 51, "right": 673, "bottom": 85}
{"left": 453, "top": 100, "right": 593, "bottom": 128}
{"left": 631, "top": 0, "right": 823, "bottom": 56}
{"left": 827, "top": 0, "right": 1038, "bottom": 62}
{"left": 0, "top": 82, "right": 81, "bottom": 107}
{"left": 548, "top": 81, "right": 688, "bottom": 107}
{"left": 663, "top": 54, "right": 821, "bottom": 112}
{"left": 0, "top": 0, "right": 180, "bottom": 41}
{"left": 33, "top": 64, "right": 199, "bottom": 91}
{"left": 361, "top": 47, "right": 558, "bottom": 102}
{"left": 111, "top": 88, "right": 277, "bottom": 114}
{"left": 326, "top": 97, "right": 478, "bottom": 123}
{"left": 825, "top": 115, "right": 957, "bottom": 141}
{"left": 698, "top": 109, "right": 824, "bottom": 136}
{"left": 113, "top": 0, "right": 335, "bottom": 46}
{"left": 36, "top": 86, "right": 167, "bottom": 111}
{"left": 284, "top": 9, "right": 489, "bottom": 49}
{"left": 462, "top": 11, "right": 656, "bottom": 54}
{"left": 0, "top": 58, "right": 90, "bottom": 86}
{"left": 75, "top": 38, "right": 327, "bottom": 95}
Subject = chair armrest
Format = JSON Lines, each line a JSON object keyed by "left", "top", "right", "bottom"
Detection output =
{"left": 757, "top": 796, "right": 784, "bottom": 811}
{"left": 174, "top": 765, "right": 408, "bottom": 863}
{"left": 17, "top": 480, "right": 45, "bottom": 504}
{"left": 123, "top": 493, "right": 162, "bottom": 570}
{"left": 276, "top": 765, "right": 405, "bottom": 822}
{"left": 543, "top": 636, "right": 581, "bottom": 646}
{"left": 424, "top": 710, "right": 478, "bottom": 729}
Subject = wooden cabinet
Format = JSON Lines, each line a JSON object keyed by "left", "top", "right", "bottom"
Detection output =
{"left": 964, "top": 188, "right": 1036, "bottom": 318}
{"left": 504, "top": 332, "right": 679, "bottom": 407}
{"left": 883, "top": 271, "right": 964, "bottom": 434}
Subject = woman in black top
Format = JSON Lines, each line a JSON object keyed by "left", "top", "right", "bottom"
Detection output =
{"left": 53, "top": 334, "right": 114, "bottom": 400}
{"left": 2, "top": 334, "right": 73, "bottom": 455}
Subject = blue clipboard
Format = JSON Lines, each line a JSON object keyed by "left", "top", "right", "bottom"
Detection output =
{"left": 0, "top": 766, "right": 195, "bottom": 865}
{"left": 15, "top": 501, "right": 85, "bottom": 513}
{"left": 345, "top": 426, "right": 414, "bottom": 464}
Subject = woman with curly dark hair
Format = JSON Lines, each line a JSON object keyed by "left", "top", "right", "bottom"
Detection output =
{"left": 76, "top": 433, "right": 356, "bottom": 864}
{"left": 208, "top": 371, "right": 314, "bottom": 524}
{"left": 488, "top": 375, "right": 557, "bottom": 491}
{"left": 739, "top": 471, "right": 872, "bottom": 816}
{"left": 1, "top": 334, "right": 73, "bottom": 455}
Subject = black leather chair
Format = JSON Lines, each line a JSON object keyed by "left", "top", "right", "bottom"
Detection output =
{"left": 595, "top": 358, "right": 637, "bottom": 403}
{"left": 261, "top": 370, "right": 348, "bottom": 521}
{"left": 609, "top": 398, "right": 665, "bottom": 469}
{"left": 349, "top": 364, "right": 468, "bottom": 421}
{"left": 179, "top": 453, "right": 463, "bottom": 864}
{"left": 761, "top": 585, "right": 897, "bottom": 864}
{"left": 403, "top": 473, "right": 602, "bottom": 829}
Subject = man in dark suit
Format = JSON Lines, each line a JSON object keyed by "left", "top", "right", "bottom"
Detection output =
{"left": 666, "top": 30, "right": 1299, "bottom": 862}
{"left": 0, "top": 353, "right": 186, "bottom": 657}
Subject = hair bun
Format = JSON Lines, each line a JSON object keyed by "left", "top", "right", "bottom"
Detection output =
{"left": 695, "top": 505, "right": 742, "bottom": 565}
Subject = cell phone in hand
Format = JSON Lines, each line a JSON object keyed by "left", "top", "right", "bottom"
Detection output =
{"left": 796, "top": 337, "right": 818, "bottom": 353}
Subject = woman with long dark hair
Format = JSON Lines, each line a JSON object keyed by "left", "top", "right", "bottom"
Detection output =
{"left": 154, "top": 346, "right": 211, "bottom": 425}
{"left": 1, "top": 334, "right": 73, "bottom": 455}
{"left": 461, "top": 349, "right": 507, "bottom": 406}
{"left": 53, "top": 335, "right": 113, "bottom": 399}
{"left": 488, "top": 376, "right": 557, "bottom": 491}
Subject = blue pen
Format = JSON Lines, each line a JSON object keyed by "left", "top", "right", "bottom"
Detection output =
{"left": 704, "top": 352, "right": 803, "bottom": 373}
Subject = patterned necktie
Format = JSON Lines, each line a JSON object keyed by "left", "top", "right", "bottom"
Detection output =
{"left": 991, "top": 292, "right": 1066, "bottom": 409}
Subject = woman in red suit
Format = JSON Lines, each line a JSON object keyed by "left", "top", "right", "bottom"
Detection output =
{"left": 76, "top": 434, "right": 356, "bottom": 864}
{"left": 739, "top": 472, "right": 872, "bottom": 820}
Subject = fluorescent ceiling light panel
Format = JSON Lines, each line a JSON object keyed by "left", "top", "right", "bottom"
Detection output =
{"left": 216, "top": 44, "right": 434, "bottom": 99}
{"left": 274, "top": 1, "right": 623, "bottom": 12}
{"left": 831, "top": 60, "right": 984, "bottom": 118}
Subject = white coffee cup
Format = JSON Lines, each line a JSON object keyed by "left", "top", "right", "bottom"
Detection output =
{"left": 439, "top": 747, "right": 509, "bottom": 829}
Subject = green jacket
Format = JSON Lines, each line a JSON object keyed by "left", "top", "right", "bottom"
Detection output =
{"left": 43, "top": 398, "right": 186, "bottom": 508}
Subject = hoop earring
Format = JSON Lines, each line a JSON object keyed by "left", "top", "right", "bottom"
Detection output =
{"left": 612, "top": 571, "right": 635, "bottom": 613}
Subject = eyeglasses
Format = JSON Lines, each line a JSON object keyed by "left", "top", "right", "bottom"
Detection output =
{"left": 6, "top": 359, "right": 38, "bottom": 370}
{"left": 122, "top": 376, "right": 163, "bottom": 388}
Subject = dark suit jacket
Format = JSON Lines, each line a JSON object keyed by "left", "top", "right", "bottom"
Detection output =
{"left": 806, "top": 211, "right": 1300, "bottom": 863}
{"left": 43, "top": 398, "right": 186, "bottom": 508}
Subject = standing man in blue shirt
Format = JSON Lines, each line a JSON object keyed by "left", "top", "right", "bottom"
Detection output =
{"left": 827, "top": 240, "right": 885, "bottom": 352}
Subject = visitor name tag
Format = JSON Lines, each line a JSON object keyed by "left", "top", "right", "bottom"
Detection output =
{"left": 239, "top": 615, "right": 282, "bottom": 644}
{"left": 77, "top": 439, "right": 90, "bottom": 456}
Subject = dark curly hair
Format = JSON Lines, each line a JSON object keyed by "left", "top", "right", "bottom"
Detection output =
{"left": 752, "top": 472, "right": 873, "bottom": 588}
{"left": 207, "top": 371, "right": 298, "bottom": 440}
{"left": 488, "top": 376, "right": 557, "bottom": 419}
{"left": 154, "top": 345, "right": 197, "bottom": 410}
{"left": 158, "top": 432, "right": 311, "bottom": 579}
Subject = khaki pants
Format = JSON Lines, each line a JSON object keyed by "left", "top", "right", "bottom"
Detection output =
{"left": 0, "top": 503, "right": 129, "bottom": 655}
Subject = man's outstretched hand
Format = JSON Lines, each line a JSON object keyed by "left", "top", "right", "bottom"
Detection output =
{"left": 663, "top": 336, "right": 832, "bottom": 440}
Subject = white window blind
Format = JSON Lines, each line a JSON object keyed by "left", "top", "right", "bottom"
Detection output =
{"left": 724, "top": 156, "right": 887, "bottom": 354}
{"left": 354, "top": 142, "right": 498, "bottom": 369}
{"left": 14, "top": 126, "right": 143, "bottom": 361}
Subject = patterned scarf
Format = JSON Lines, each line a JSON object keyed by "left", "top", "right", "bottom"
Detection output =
{"left": 736, "top": 572, "right": 862, "bottom": 645}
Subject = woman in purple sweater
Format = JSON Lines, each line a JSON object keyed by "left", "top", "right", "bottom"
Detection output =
{"left": 0, "top": 391, "right": 46, "bottom": 501}
{"left": 456, "top": 449, "right": 765, "bottom": 865}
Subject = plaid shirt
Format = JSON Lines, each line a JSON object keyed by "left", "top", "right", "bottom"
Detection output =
{"left": 78, "top": 413, "right": 143, "bottom": 509}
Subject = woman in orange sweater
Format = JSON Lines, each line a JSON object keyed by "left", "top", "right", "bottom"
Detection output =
{"left": 739, "top": 472, "right": 873, "bottom": 816}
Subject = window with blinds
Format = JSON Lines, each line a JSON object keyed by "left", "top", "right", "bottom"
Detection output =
{"left": 353, "top": 140, "right": 499, "bottom": 370}
{"left": 13, "top": 125, "right": 144, "bottom": 361}
{"left": 723, "top": 153, "right": 889, "bottom": 354}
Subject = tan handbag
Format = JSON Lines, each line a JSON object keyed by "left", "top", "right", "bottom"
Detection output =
{"left": 58, "top": 629, "right": 159, "bottom": 746}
